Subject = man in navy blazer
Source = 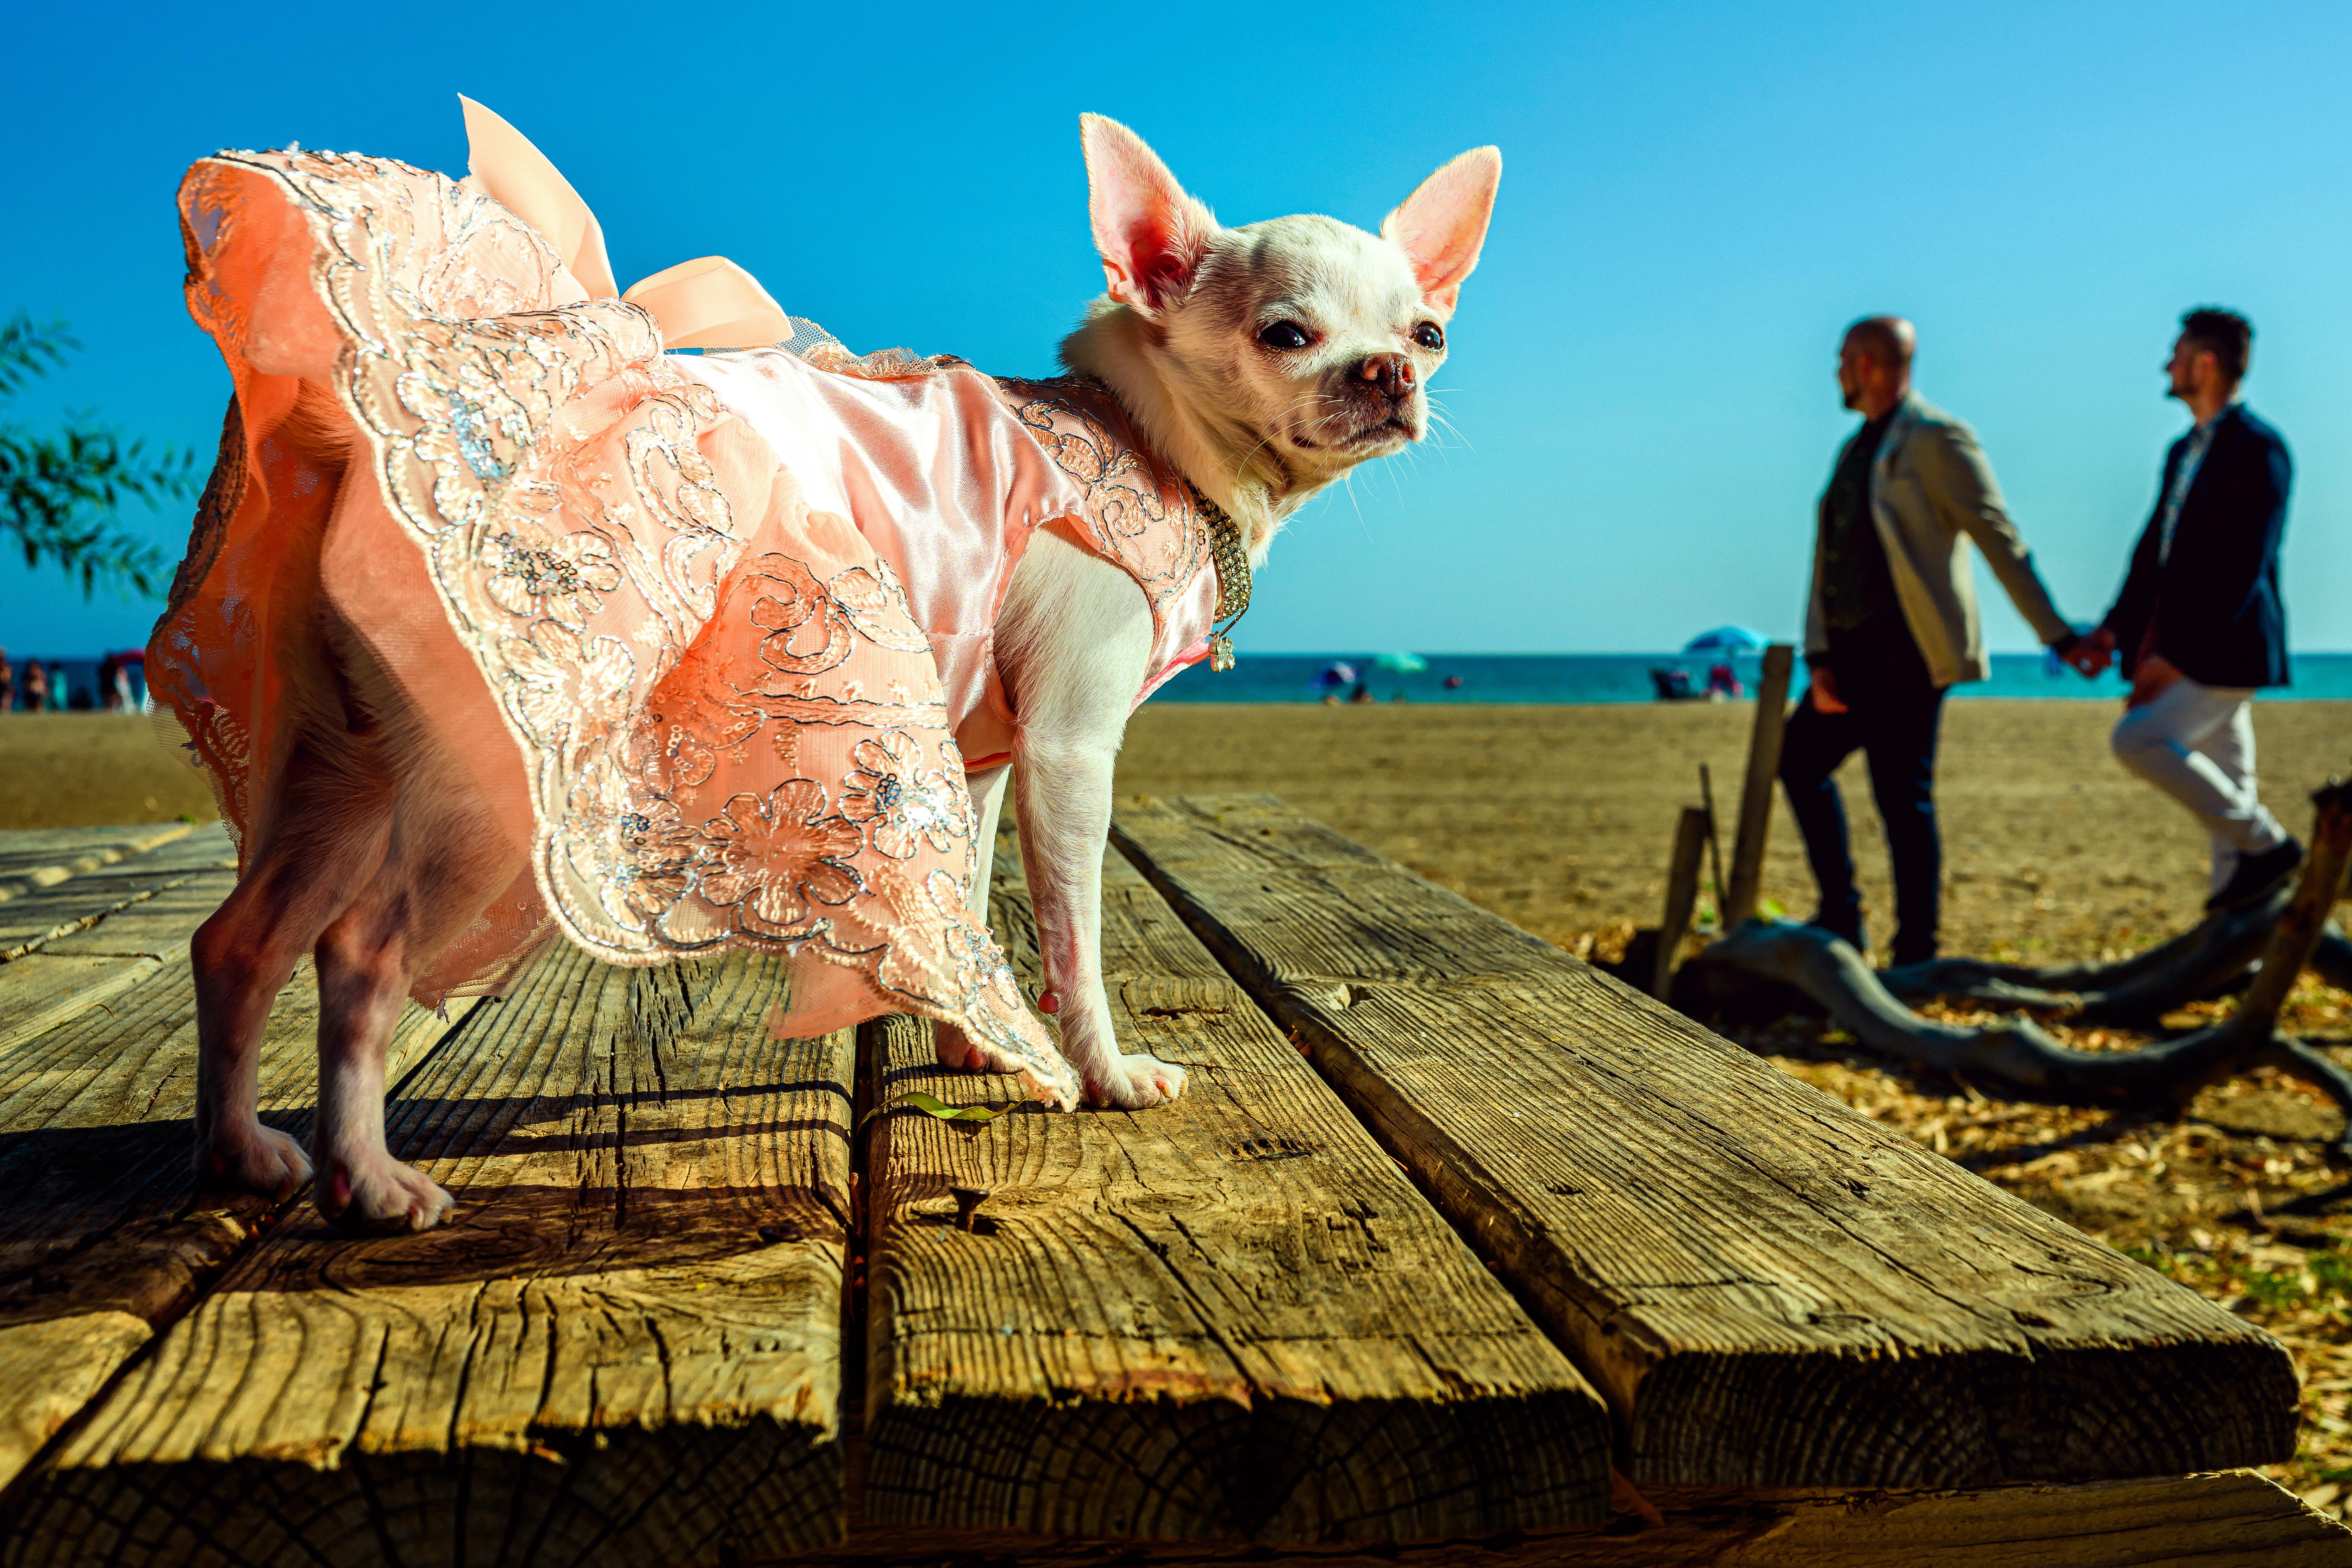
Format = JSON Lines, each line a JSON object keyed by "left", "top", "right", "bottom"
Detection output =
{"left": 2072, "top": 308, "right": 2299, "bottom": 910}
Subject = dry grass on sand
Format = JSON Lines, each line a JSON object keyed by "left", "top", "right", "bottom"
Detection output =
{"left": 8, "top": 700, "right": 2352, "bottom": 1505}
{"left": 1116, "top": 698, "right": 2352, "bottom": 1512}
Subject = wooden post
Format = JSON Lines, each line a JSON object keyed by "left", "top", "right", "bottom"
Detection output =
{"left": 1722, "top": 644, "right": 1796, "bottom": 929}
{"left": 1654, "top": 806, "right": 1710, "bottom": 997}
{"left": 1697, "top": 763, "right": 1727, "bottom": 926}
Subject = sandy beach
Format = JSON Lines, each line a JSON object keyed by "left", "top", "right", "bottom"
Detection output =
{"left": 1118, "top": 698, "right": 2352, "bottom": 965}
{"left": 24, "top": 700, "right": 2344, "bottom": 960}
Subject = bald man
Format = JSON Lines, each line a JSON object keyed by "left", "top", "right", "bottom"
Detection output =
{"left": 1778, "top": 317, "right": 2087, "bottom": 967}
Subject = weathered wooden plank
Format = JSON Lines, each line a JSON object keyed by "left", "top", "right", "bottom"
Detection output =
{"left": 0, "top": 954, "right": 462, "bottom": 1492}
{"left": 862, "top": 830, "right": 1610, "bottom": 1544}
{"left": 6, "top": 947, "right": 852, "bottom": 1568}
{"left": 0, "top": 826, "right": 238, "bottom": 1049}
{"left": 787, "top": 1467, "right": 2349, "bottom": 1567}
{"left": 0, "top": 955, "right": 161, "bottom": 1055}
{"left": 1110, "top": 795, "right": 2298, "bottom": 1488}
{"left": 0, "top": 823, "right": 195, "bottom": 905}
{"left": 0, "top": 824, "right": 235, "bottom": 960}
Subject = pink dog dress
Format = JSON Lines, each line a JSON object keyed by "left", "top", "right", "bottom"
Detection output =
{"left": 153, "top": 110, "right": 1219, "bottom": 1098}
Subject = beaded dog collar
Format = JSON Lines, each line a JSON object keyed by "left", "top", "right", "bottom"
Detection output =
{"left": 1186, "top": 482, "right": 1252, "bottom": 673}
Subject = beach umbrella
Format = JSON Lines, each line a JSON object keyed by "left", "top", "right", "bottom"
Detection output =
{"left": 1372, "top": 651, "right": 1427, "bottom": 672}
{"left": 1682, "top": 626, "right": 1765, "bottom": 653}
{"left": 1312, "top": 661, "right": 1358, "bottom": 689}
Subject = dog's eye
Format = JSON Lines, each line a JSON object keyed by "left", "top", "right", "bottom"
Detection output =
{"left": 1257, "top": 321, "right": 1312, "bottom": 351}
{"left": 1413, "top": 321, "right": 1445, "bottom": 352}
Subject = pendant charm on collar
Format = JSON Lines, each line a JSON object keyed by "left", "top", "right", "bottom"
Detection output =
{"left": 1188, "top": 482, "right": 1252, "bottom": 674}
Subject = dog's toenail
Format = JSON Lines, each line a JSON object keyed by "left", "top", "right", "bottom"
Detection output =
{"left": 951, "top": 1187, "right": 990, "bottom": 1231}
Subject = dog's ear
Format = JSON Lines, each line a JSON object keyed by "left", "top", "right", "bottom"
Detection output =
{"left": 1080, "top": 114, "right": 1216, "bottom": 316}
{"left": 1382, "top": 147, "right": 1501, "bottom": 312}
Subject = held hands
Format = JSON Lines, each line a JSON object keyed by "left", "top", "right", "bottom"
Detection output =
{"left": 1809, "top": 665, "right": 1848, "bottom": 714}
{"left": 2059, "top": 627, "right": 2115, "bottom": 679}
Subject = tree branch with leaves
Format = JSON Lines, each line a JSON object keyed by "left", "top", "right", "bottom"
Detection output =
{"left": 0, "top": 314, "right": 192, "bottom": 602}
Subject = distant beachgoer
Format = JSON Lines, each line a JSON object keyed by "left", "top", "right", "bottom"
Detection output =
{"left": 1705, "top": 662, "right": 1742, "bottom": 698}
{"left": 1780, "top": 316, "right": 2088, "bottom": 966}
{"left": 1442, "top": 674, "right": 1464, "bottom": 690}
{"left": 1651, "top": 666, "right": 1695, "bottom": 701}
{"left": 2065, "top": 309, "right": 2298, "bottom": 911}
{"left": 21, "top": 659, "right": 49, "bottom": 714}
{"left": 99, "top": 653, "right": 122, "bottom": 712}
{"left": 0, "top": 648, "right": 12, "bottom": 713}
{"left": 1347, "top": 681, "right": 1372, "bottom": 704}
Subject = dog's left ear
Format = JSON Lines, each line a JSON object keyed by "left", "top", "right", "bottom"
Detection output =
{"left": 1080, "top": 114, "right": 1217, "bottom": 317}
{"left": 1382, "top": 148, "right": 1502, "bottom": 312}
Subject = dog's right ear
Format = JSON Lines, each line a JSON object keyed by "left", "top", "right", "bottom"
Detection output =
{"left": 1080, "top": 114, "right": 1216, "bottom": 317}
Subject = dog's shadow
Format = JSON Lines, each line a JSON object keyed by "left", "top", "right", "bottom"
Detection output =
{"left": 0, "top": 1088, "right": 854, "bottom": 1323}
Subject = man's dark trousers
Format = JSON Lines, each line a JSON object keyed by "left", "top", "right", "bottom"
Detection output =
{"left": 1778, "top": 618, "right": 1949, "bottom": 966}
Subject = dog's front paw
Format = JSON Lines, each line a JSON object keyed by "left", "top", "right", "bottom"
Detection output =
{"left": 318, "top": 1156, "right": 456, "bottom": 1235}
{"left": 194, "top": 1121, "right": 313, "bottom": 1201}
{"left": 1084, "top": 1053, "right": 1188, "bottom": 1110}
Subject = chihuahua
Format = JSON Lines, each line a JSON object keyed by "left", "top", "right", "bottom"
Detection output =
{"left": 183, "top": 114, "right": 1498, "bottom": 1230}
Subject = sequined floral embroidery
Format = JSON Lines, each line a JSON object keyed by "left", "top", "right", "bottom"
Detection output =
{"left": 700, "top": 780, "right": 865, "bottom": 936}
{"left": 485, "top": 521, "right": 624, "bottom": 625}
{"left": 840, "top": 731, "right": 971, "bottom": 861}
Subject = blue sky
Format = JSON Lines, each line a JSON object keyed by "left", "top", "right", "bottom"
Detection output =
{"left": 4, "top": 1, "right": 2347, "bottom": 657}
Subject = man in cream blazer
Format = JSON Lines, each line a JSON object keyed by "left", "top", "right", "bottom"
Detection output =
{"left": 1781, "top": 317, "right": 2087, "bottom": 967}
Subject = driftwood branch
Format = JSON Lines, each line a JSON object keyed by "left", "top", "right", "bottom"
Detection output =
{"left": 1679, "top": 781, "right": 2352, "bottom": 1138}
{"left": 1878, "top": 884, "right": 2293, "bottom": 1024}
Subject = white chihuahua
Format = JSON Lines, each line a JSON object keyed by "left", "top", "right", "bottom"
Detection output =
{"left": 961, "top": 116, "right": 1500, "bottom": 1107}
{"left": 181, "top": 114, "right": 1497, "bottom": 1231}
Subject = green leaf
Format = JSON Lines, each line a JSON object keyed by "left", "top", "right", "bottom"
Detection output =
{"left": 860, "top": 1090, "right": 1014, "bottom": 1129}
{"left": 1759, "top": 898, "right": 1788, "bottom": 919}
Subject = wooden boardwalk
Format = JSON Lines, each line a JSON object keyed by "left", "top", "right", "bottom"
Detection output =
{"left": 0, "top": 802, "right": 2339, "bottom": 1566}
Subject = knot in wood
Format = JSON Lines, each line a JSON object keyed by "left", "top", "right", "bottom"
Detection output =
{"left": 951, "top": 1187, "right": 991, "bottom": 1233}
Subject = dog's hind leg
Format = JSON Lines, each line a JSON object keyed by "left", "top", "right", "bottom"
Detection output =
{"left": 310, "top": 748, "right": 524, "bottom": 1233}
{"left": 934, "top": 762, "right": 1011, "bottom": 1072}
{"left": 191, "top": 742, "right": 393, "bottom": 1199}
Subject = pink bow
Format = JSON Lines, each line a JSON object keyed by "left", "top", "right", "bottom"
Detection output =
{"left": 459, "top": 97, "right": 793, "bottom": 351}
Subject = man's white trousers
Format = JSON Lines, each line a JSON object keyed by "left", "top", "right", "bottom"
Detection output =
{"left": 2109, "top": 676, "right": 2287, "bottom": 894}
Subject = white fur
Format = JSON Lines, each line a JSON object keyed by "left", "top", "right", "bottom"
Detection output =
{"left": 940, "top": 118, "right": 1502, "bottom": 1109}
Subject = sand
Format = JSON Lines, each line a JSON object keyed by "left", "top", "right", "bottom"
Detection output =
{"left": 1115, "top": 698, "right": 2352, "bottom": 966}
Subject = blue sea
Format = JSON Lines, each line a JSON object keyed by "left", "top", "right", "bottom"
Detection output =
{"left": 1147, "top": 651, "right": 2352, "bottom": 705}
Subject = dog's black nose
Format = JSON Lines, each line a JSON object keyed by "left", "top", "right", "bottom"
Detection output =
{"left": 1358, "top": 354, "right": 1416, "bottom": 399}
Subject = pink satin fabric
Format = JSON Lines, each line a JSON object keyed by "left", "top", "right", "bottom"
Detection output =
{"left": 682, "top": 351, "right": 1220, "bottom": 770}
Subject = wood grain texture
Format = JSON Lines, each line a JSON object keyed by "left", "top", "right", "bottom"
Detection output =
{"left": 776, "top": 1467, "right": 2350, "bottom": 1567}
{"left": 1110, "top": 795, "right": 2298, "bottom": 1488}
{"left": 0, "top": 824, "right": 194, "bottom": 906}
{"left": 6, "top": 947, "right": 851, "bottom": 1568}
{"left": 0, "top": 955, "right": 160, "bottom": 1055}
{"left": 0, "top": 824, "right": 235, "bottom": 961}
{"left": 0, "top": 951, "right": 461, "bottom": 1491}
{"left": 861, "top": 831, "right": 1609, "bottom": 1545}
